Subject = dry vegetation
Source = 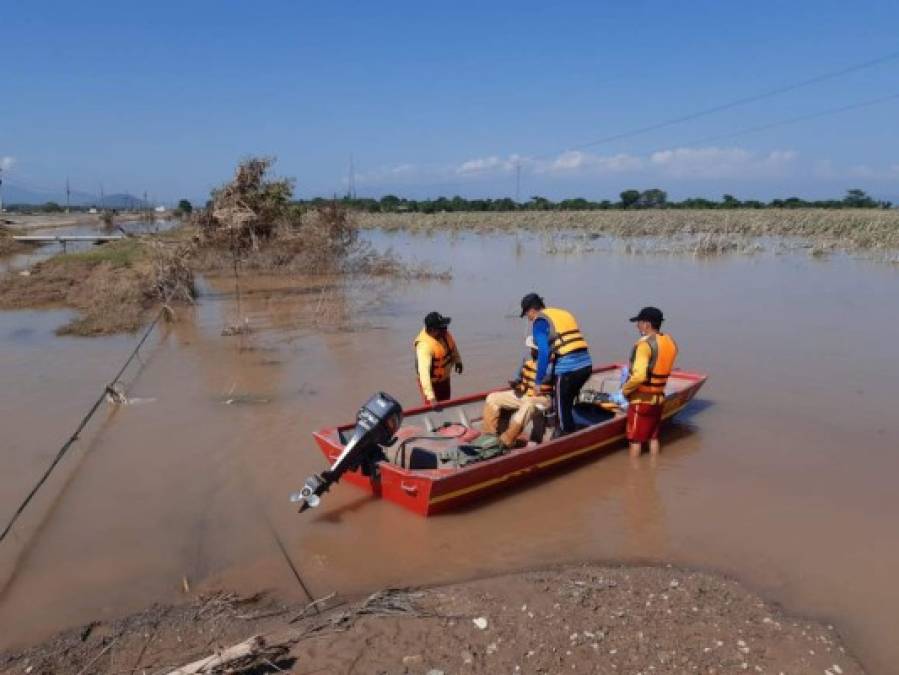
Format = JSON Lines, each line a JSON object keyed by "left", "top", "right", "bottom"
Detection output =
{"left": 358, "top": 209, "right": 899, "bottom": 257}
{"left": 0, "top": 158, "right": 447, "bottom": 335}
{"left": 0, "top": 238, "right": 195, "bottom": 335}
{"left": 192, "top": 157, "right": 446, "bottom": 278}
{"left": 0, "top": 225, "right": 31, "bottom": 256}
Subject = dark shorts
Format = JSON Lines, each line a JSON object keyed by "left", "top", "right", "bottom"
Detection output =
{"left": 626, "top": 403, "right": 663, "bottom": 442}
{"left": 418, "top": 378, "right": 451, "bottom": 403}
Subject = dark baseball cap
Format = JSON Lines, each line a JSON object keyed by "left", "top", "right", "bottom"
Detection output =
{"left": 520, "top": 292, "right": 545, "bottom": 317}
{"left": 424, "top": 311, "right": 451, "bottom": 329}
{"left": 629, "top": 306, "right": 664, "bottom": 324}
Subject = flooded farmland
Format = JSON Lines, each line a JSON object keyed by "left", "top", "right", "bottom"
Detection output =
{"left": 1, "top": 230, "right": 898, "bottom": 672}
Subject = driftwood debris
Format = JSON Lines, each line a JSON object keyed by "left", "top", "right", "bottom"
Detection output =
{"left": 165, "top": 634, "right": 292, "bottom": 674}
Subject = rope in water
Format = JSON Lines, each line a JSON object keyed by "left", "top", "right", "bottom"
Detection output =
{"left": 0, "top": 308, "right": 166, "bottom": 544}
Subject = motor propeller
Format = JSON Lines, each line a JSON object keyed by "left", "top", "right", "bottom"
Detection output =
{"left": 290, "top": 392, "right": 403, "bottom": 512}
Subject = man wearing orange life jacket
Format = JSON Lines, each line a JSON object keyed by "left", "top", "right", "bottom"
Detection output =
{"left": 481, "top": 336, "right": 554, "bottom": 448}
{"left": 620, "top": 306, "right": 678, "bottom": 458}
{"left": 414, "top": 311, "right": 463, "bottom": 405}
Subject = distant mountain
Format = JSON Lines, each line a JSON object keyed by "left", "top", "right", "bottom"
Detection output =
{"left": 0, "top": 184, "right": 148, "bottom": 209}
{"left": 101, "top": 193, "right": 149, "bottom": 209}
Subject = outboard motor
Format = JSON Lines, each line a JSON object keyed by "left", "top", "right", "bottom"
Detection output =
{"left": 290, "top": 392, "right": 403, "bottom": 512}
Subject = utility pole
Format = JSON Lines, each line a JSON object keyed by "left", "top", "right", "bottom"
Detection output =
{"left": 514, "top": 159, "right": 522, "bottom": 203}
{"left": 0, "top": 166, "right": 4, "bottom": 213}
{"left": 99, "top": 183, "right": 105, "bottom": 210}
{"left": 348, "top": 154, "right": 356, "bottom": 200}
{"left": 65, "top": 177, "right": 71, "bottom": 214}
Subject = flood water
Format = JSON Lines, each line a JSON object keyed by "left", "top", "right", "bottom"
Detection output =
{"left": 1, "top": 230, "right": 898, "bottom": 672}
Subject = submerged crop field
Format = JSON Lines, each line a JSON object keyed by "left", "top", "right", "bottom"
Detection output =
{"left": 357, "top": 209, "right": 899, "bottom": 258}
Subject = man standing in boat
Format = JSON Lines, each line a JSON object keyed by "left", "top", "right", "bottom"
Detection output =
{"left": 414, "top": 311, "right": 463, "bottom": 405}
{"left": 520, "top": 293, "right": 592, "bottom": 437}
{"left": 482, "top": 336, "right": 554, "bottom": 448}
{"left": 620, "top": 306, "right": 678, "bottom": 458}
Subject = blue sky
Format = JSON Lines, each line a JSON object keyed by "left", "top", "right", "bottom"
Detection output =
{"left": 2, "top": 0, "right": 899, "bottom": 203}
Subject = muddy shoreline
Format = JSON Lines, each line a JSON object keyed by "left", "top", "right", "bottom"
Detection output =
{"left": 0, "top": 563, "right": 864, "bottom": 674}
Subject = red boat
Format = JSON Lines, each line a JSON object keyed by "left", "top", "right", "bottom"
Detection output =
{"left": 311, "top": 363, "right": 707, "bottom": 516}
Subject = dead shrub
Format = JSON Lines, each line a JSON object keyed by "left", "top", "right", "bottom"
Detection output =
{"left": 197, "top": 156, "right": 295, "bottom": 251}
{"left": 0, "top": 225, "right": 30, "bottom": 256}
{"left": 60, "top": 261, "right": 148, "bottom": 335}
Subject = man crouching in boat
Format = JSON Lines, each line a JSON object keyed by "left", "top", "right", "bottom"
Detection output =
{"left": 620, "top": 306, "right": 678, "bottom": 458}
{"left": 482, "top": 336, "right": 553, "bottom": 448}
{"left": 414, "top": 311, "right": 463, "bottom": 406}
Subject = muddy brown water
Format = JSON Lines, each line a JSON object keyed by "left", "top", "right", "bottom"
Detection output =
{"left": 1, "top": 231, "right": 898, "bottom": 672}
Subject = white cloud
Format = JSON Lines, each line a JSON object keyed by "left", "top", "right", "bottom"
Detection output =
{"left": 649, "top": 146, "right": 797, "bottom": 179}
{"left": 533, "top": 151, "right": 643, "bottom": 174}
{"left": 0, "top": 156, "right": 15, "bottom": 171}
{"left": 353, "top": 146, "right": 804, "bottom": 187}
{"left": 456, "top": 155, "right": 515, "bottom": 175}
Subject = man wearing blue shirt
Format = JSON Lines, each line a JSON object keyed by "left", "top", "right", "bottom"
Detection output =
{"left": 520, "top": 293, "right": 593, "bottom": 437}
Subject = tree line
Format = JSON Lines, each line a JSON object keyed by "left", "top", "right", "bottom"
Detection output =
{"left": 296, "top": 188, "right": 892, "bottom": 213}
{"left": 7, "top": 188, "right": 891, "bottom": 216}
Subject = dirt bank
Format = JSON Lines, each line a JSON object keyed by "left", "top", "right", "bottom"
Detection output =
{"left": 0, "top": 160, "right": 447, "bottom": 336}
{"left": 358, "top": 209, "right": 899, "bottom": 256}
{"left": 0, "top": 564, "right": 862, "bottom": 674}
{"left": 0, "top": 213, "right": 105, "bottom": 230}
{"left": 0, "top": 225, "right": 36, "bottom": 256}
{"left": 0, "top": 238, "right": 192, "bottom": 335}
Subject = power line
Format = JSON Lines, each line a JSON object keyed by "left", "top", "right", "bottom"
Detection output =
{"left": 0, "top": 310, "right": 165, "bottom": 545}
{"left": 672, "top": 91, "right": 899, "bottom": 148}
{"left": 533, "top": 48, "right": 899, "bottom": 160}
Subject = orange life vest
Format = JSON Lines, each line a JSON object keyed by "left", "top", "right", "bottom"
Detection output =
{"left": 629, "top": 333, "right": 678, "bottom": 399}
{"left": 538, "top": 307, "right": 589, "bottom": 357}
{"left": 413, "top": 328, "right": 457, "bottom": 383}
{"left": 520, "top": 358, "right": 553, "bottom": 397}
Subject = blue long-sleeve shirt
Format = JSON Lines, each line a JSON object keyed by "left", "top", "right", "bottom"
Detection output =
{"left": 533, "top": 317, "right": 592, "bottom": 382}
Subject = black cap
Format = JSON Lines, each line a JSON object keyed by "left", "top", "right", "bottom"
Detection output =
{"left": 520, "top": 292, "right": 545, "bottom": 317}
{"left": 424, "top": 311, "right": 451, "bottom": 329}
{"left": 629, "top": 306, "right": 664, "bottom": 325}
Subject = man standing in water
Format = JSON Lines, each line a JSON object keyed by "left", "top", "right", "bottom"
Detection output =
{"left": 621, "top": 306, "right": 678, "bottom": 458}
{"left": 520, "top": 293, "right": 592, "bottom": 437}
{"left": 414, "top": 311, "right": 463, "bottom": 405}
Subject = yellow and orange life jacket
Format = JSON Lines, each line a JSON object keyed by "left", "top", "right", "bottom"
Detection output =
{"left": 629, "top": 333, "right": 678, "bottom": 400}
{"left": 413, "top": 328, "right": 458, "bottom": 383}
{"left": 538, "top": 307, "right": 589, "bottom": 357}
{"left": 520, "top": 358, "right": 554, "bottom": 397}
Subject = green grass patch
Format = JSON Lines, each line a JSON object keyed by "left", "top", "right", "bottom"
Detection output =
{"left": 46, "top": 239, "right": 146, "bottom": 269}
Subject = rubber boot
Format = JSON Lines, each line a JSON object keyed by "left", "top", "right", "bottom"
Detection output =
{"left": 482, "top": 402, "right": 500, "bottom": 434}
{"left": 499, "top": 421, "right": 524, "bottom": 449}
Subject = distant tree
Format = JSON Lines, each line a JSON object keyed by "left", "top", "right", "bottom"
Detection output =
{"left": 42, "top": 201, "right": 63, "bottom": 212}
{"left": 843, "top": 189, "right": 877, "bottom": 208}
{"left": 527, "top": 196, "right": 552, "bottom": 211}
{"left": 636, "top": 189, "right": 667, "bottom": 208}
{"left": 619, "top": 190, "right": 641, "bottom": 208}
{"left": 559, "top": 198, "right": 591, "bottom": 210}
{"left": 721, "top": 194, "right": 741, "bottom": 209}
{"left": 177, "top": 199, "right": 193, "bottom": 214}
{"left": 379, "top": 195, "right": 401, "bottom": 212}
{"left": 680, "top": 197, "right": 717, "bottom": 209}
